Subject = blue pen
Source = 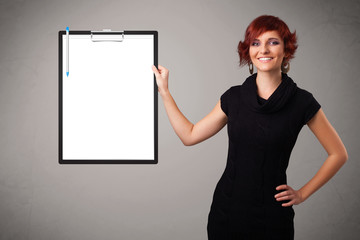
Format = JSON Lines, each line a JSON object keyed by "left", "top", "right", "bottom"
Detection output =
{"left": 66, "top": 27, "right": 69, "bottom": 77}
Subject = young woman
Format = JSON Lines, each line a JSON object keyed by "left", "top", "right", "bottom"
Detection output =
{"left": 152, "top": 15, "right": 348, "bottom": 240}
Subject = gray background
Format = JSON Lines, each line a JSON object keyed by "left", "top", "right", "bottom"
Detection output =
{"left": 0, "top": 0, "right": 359, "bottom": 239}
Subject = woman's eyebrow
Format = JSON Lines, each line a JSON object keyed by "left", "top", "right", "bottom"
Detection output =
{"left": 253, "top": 37, "right": 280, "bottom": 41}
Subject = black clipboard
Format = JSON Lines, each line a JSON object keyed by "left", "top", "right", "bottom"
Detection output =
{"left": 58, "top": 29, "right": 158, "bottom": 164}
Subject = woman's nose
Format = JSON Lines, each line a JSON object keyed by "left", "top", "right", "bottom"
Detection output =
{"left": 260, "top": 44, "right": 270, "bottom": 54}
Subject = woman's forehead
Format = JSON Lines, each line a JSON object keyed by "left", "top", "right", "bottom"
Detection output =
{"left": 253, "top": 30, "right": 282, "bottom": 40}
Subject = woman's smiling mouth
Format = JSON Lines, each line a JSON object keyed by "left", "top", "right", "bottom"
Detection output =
{"left": 258, "top": 57, "right": 274, "bottom": 62}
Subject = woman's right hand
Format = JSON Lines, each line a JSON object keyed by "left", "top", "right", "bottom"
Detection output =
{"left": 152, "top": 64, "right": 169, "bottom": 96}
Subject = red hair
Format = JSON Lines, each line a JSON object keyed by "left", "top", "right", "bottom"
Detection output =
{"left": 238, "top": 15, "right": 298, "bottom": 66}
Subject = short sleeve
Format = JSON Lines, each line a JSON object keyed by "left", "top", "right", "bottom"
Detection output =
{"left": 220, "top": 87, "right": 232, "bottom": 116}
{"left": 303, "top": 93, "right": 321, "bottom": 125}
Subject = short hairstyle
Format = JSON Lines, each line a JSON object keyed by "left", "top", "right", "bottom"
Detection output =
{"left": 237, "top": 15, "right": 298, "bottom": 67}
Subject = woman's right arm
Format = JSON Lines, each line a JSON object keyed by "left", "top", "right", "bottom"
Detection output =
{"left": 152, "top": 65, "right": 228, "bottom": 146}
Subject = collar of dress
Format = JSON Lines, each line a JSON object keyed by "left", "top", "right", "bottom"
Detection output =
{"left": 240, "top": 72, "right": 298, "bottom": 113}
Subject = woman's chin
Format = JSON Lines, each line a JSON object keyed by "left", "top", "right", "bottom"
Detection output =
{"left": 255, "top": 68, "right": 282, "bottom": 74}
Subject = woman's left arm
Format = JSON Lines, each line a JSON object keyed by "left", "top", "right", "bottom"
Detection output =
{"left": 275, "top": 108, "right": 348, "bottom": 206}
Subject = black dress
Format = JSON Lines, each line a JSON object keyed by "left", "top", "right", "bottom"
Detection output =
{"left": 207, "top": 73, "right": 321, "bottom": 240}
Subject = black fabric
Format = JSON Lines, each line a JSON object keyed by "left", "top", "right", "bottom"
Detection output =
{"left": 257, "top": 95, "right": 267, "bottom": 105}
{"left": 208, "top": 73, "right": 321, "bottom": 239}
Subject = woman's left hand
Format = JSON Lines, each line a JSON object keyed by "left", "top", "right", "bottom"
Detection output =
{"left": 274, "top": 184, "right": 304, "bottom": 207}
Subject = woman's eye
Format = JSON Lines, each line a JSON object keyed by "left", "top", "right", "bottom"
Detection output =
{"left": 269, "top": 41, "right": 280, "bottom": 45}
{"left": 251, "top": 42, "right": 260, "bottom": 46}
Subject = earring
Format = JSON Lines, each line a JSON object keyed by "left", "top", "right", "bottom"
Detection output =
{"left": 281, "top": 61, "right": 290, "bottom": 73}
{"left": 249, "top": 62, "right": 254, "bottom": 75}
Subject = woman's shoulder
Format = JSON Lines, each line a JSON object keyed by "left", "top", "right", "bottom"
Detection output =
{"left": 220, "top": 85, "right": 242, "bottom": 100}
{"left": 294, "top": 85, "right": 317, "bottom": 101}
{"left": 292, "top": 85, "right": 321, "bottom": 118}
{"left": 223, "top": 84, "right": 242, "bottom": 94}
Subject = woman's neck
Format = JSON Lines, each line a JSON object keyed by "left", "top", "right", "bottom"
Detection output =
{"left": 255, "top": 70, "right": 282, "bottom": 99}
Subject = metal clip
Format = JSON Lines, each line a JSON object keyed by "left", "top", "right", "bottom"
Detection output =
{"left": 91, "top": 29, "right": 124, "bottom": 42}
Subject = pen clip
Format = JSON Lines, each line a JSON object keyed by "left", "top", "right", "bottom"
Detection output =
{"left": 91, "top": 29, "right": 124, "bottom": 42}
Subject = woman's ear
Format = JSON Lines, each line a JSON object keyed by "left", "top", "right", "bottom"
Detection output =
{"left": 284, "top": 52, "right": 290, "bottom": 60}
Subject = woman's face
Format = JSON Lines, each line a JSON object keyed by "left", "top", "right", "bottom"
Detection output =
{"left": 249, "top": 30, "right": 286, "bottom": 74}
